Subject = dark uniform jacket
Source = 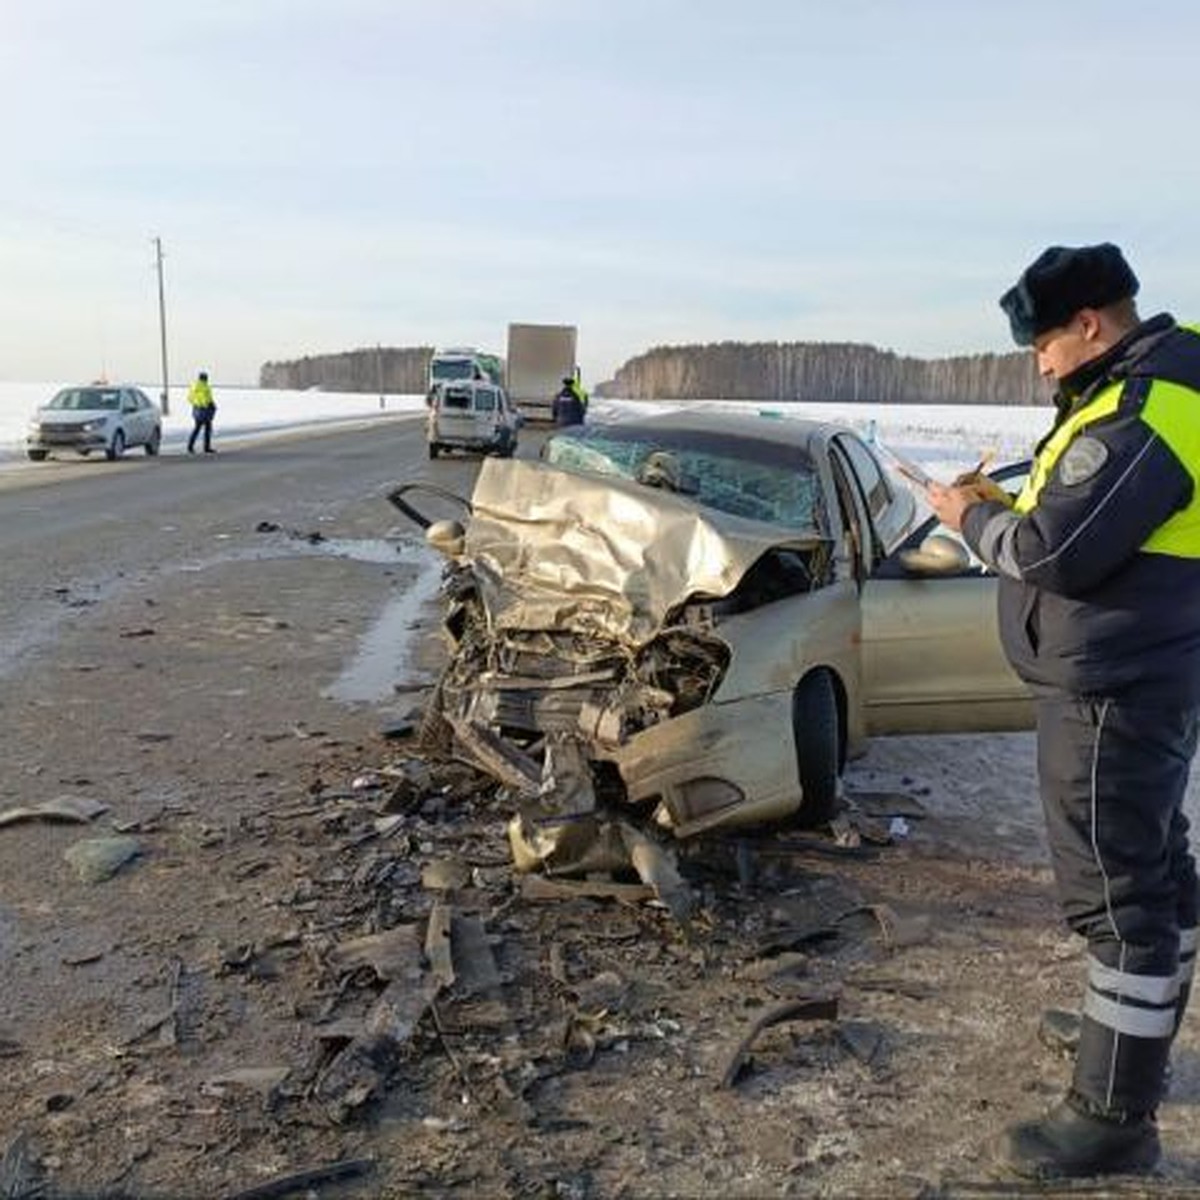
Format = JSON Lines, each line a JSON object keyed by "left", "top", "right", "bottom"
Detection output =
{"left": 962, "top": 315, "right": 1200, "bottom": 703}
{"left": 552, "top": 388, "right": 585, "bottom": 426}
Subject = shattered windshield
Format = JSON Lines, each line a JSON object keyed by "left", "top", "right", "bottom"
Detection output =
{"left": 543, "top": 426, "right": 822, "bottom": 530}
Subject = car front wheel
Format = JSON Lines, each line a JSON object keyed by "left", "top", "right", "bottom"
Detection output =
{"left": 791, "top": 668, "right": 841, "bottom": 828}
{"left": 106, "top": 430, "right": 125, "bottom": 461}
{"left": 27, "top": 450, "right": 47, "bottom": 461}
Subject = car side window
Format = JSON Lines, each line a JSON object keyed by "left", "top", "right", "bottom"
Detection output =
{"left": 828, "top": 447, "right": 874, "bottom": 583}
{"left": 835, "top": 434, "right": 892, "bottom": 520}
{"left": 121, "top": 390, "right": 137, "bottom": 413}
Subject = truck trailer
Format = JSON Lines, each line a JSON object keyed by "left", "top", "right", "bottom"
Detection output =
{"left": 505, "top": 323, "right": 578, "bottom": 422}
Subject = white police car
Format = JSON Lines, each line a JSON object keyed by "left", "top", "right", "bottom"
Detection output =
{"left": 26, "top": 384, "right": 163, "bottom": 461}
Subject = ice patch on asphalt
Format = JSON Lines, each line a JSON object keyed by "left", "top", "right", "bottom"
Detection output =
{"left": 323, "top": 545, "right": 444, "bottom": 704}
{"left": 0, "top": 533, "right": 437, "bottom": 686}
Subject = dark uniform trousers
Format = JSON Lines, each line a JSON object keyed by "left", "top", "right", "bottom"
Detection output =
{"left": 188, "top": 407, "right": 214, "bottom": 453}
{"left": 1037, "top": 693, "right": 1200, "bottom": 1114}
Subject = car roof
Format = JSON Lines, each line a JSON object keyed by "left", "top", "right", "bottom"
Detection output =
{"left": 58, "top": 383, "right": 142, "bottom": 391}
{"left": 555, "top": 408, "right": 849, "bottom": 454}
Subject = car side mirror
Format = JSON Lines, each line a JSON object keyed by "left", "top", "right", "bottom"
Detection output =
{"left": 898, "top": 533, "right": 970, "bottom": 576}
{"left": 426, "top": 519, "right": 466, "bottom": 558}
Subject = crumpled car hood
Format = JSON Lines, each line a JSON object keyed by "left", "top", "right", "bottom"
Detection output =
{"left": 464, "top": 458, "right": 824, "bottom": 647}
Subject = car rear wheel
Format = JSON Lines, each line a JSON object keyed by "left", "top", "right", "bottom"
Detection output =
{"left": 791, "top": 668, "right": 841, "bottom": 828}
{"left": 428, "top": 443, "right": 439, "bottom": 460}
{"left": 27, "top": 450, "right": 47, "bottom": 461}
{"left": 145, "top": 427, "right": 161, "bottom": 456}
{"left": 106, "top": 430, "right": 125, "bottom": 461}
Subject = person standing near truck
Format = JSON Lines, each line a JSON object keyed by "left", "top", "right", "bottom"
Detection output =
{"left": 571, "top": 370, "right": 589, "bottom": 413}
{"left": 926, "top": 242, "right": 1200, "bottom": 1179}
{"left": 552, "top": 374, "right": 587, "bottom": 426}
{"left": 187, "top": 370, "right": 217, "bottom": 454}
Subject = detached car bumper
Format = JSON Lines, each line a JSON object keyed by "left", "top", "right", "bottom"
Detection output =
{"left": 605, "top": 691, "right": 801, "bottom": 837}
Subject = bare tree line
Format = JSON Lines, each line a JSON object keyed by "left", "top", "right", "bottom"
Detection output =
{"left": 259, "top": 340, "right": 1047, "bottom": 405}
{"left": 595, "top": 340, "right": 1046, "bottom": 405}
{"left": 260, "top": 347, "right": 433, "bottom": 393}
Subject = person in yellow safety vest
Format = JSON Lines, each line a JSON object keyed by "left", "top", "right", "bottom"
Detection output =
{"left": 552, "top": 374, "right": 588, "bottom": 426}
{"left": 569, "top": 371, "right": 588, "bottom": 411}
{"left": 187, "top": 370, "right": 217, "bottom": 454}
{"left": 928, "top": 243, "right": 1200, "bottom": 1180}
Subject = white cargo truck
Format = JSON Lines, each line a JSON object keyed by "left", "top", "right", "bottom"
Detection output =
{"left": 426, "top": 348, "right": 505, "bottom": 404}
{"left": 505, "top": 323, "right": 577, "bottom": 423}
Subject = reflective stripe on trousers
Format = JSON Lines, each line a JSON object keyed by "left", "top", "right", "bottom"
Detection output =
{"left": 1036, "top": 694, "right": 1200, "bottom": 1112}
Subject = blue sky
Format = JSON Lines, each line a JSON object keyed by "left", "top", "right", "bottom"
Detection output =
{"left": 2, "top": 0, "right": 1198, "bottom": 387}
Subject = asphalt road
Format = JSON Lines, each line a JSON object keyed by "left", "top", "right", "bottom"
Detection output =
{"left": 0, "top": 415, "right": 516, "bottom": 1192}
{"left": 0, "top": 417, "right": 511, "bottom": 683}
{"left": 0, "top": 417, "right": 429, "bottom": 569}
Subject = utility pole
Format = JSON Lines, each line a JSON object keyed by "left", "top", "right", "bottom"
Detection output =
{"left": 153, "top": 236, "right": 170, "bottom": 415}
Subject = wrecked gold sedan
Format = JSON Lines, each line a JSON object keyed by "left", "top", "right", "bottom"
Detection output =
{"left": 390, "top": 411, "right": 1032, "bottom": 859}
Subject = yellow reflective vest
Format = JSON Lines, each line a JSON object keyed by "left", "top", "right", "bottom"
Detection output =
{"left": 1017, "top": 322, "right": 1200, "bottom": 561}
{"left": 962, "top": 316, "right": 1200, "bottom": 700}
{"left": 188, "top": 379, "right": 215, "bottom": 410}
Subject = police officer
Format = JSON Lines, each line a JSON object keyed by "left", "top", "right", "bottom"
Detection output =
{"left": 927, "top": 243, "right": 1200, "bottom": 1179}
{"left": 552, "top": 374, "right": 587, "bottom": 426}
{"left": 187, "top": 370, "right": 217, "bottom": 454}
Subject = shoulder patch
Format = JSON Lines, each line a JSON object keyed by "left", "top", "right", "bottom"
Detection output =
{"left": 1058, "top": 436, "right": 1109, "bottom": 486}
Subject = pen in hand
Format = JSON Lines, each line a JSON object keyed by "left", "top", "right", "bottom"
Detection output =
{"left": 954, "top": 449, "right": 996, "bottom": 484}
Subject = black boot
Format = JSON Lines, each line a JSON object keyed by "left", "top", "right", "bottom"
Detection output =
{"left": 1001, "top": 1093, "right": 1160, "bottom": 1180}
{"left": 1009, "top": 966, "right": 1174, "bottom": 1180}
